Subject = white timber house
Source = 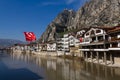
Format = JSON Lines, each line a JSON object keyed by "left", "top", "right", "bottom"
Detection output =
{"left": 47, "top": 42, "right": 57, "bottom": 52}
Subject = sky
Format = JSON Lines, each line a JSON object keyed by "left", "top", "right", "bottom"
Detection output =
{"left": 0, "top": 0, "right": 87, "bottom": 41}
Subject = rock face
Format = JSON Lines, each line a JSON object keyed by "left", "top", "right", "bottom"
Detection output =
{"left": 69, "top": 0, "right": 120, "bottom": 30}
{"left": 39, "top": 9, "right": 76, "bottom": 43}
{"left": 39, "top": 0, "right": 120, "bottom": 43}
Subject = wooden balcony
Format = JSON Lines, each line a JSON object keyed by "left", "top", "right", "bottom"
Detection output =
{"left": 109, "top": 37, "right": 120, "bottom": 43}
{"left": 109, "top": 47, "right": 120, "bottom": 50}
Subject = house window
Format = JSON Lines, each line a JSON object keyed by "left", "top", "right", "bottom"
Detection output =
{"left": 84, "top": 38, "right": 90, "bottom": 42}
{"left": 96, "top": 30, "right": 101, "bottom": 33}
{"left": 91, "top": 30, "right": 95, "bottom": 35}
{"left": 86, "top": 33, "right": 89, "bottom": 36}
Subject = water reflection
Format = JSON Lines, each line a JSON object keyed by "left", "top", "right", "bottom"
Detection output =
{"left": 11, "top": 52, "right": 120, "bottom": 80}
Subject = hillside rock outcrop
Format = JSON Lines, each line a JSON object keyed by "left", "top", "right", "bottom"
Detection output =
{"left": 69, "top": 0, "right": 120, "bottom": 30}
{"left": 39, "top": 9, "right": 76, "bottom": 43}
{"left": 39, "top": 0, "right": 120, "bottom": 43}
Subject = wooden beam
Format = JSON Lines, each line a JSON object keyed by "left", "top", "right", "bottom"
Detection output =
{"left": 96, "top": 51, "right": 99, "bottom": 63}
{"left": 110, "top": 53, "right": 113, "bottom": 64}
{"left": 85, "top": 52, "right": 88, "bottom": 61}
{"left": 91, "top": 52, "right": 93, "bottom": 62}
{"left": 104, "top": 51, "right": 107, "bottom": 65}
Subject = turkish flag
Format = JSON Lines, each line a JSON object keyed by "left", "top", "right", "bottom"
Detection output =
{"left": 24, "top": 32, "right": 36, "bottom": 41}
{"left": 79, "top": 37, "right": 83, "bottom": 42}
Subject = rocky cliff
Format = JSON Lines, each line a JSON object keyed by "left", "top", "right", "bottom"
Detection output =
{"left": 39, "top": 9, "right": 76, "bottom": 43}
{"left": 39, "top": 0, "right": 120, "bottom": 43}
{"left": 70, "top": 0, "right": 120, "bottom": 30}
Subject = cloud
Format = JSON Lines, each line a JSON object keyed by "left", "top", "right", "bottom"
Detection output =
{"left": 40, "top": 0, "right": 88, "bottom": 7}
{"left": 41, "top": 0, "right": 76, "bottom": 6}
{"left": 41, "top": 2, "right": 60, "bottom": 6}
{"left": 65, "top": 0, "right": 75, "bottom": 5}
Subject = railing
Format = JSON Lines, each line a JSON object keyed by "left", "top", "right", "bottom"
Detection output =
{"left": 110, "top": 37, "right": 120, "bottom": 41}
{"left": 110, "top": 44, "right": 118, "bottom": 48}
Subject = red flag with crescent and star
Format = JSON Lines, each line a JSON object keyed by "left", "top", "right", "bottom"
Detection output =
{"left": 24, "top": 32, "right": 36, "bottom": 42}
{"left": 79, "top": 37, "right": 83, "bottom": 42}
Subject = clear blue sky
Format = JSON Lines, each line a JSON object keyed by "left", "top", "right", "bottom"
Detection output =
{"left": 0, "top": 0, "right": 87, "bottom": 41}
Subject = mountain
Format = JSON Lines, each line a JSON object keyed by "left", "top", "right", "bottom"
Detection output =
{"left": 70, "top": 0, "right": 120, "bottom": 30}
{"left": 39, "top": 0, "right": 120, "bottom": 43}
{"left": 0, "top": 39, "right": 25, "bottom": 47}
{"left": 39, "top": 9, "right": 76, "bottom": 43}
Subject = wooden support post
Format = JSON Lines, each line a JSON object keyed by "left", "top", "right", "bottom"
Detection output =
{"left": 37, "top": 43, "right": 40, "bottom": 51}
{"left": 86, "top": 62, "right": 89, "bottom": 71}
{"left": 82, "top": 52, "right": 85, "bottom": 58}
{"left": 85, "top": 52, "right": 88, "bottom": 61}
{"left": 97, "top": 65, "right": 100, "bottom": 77}
{"left": 104, "top": 51, "right": 107, "bottom": 65}
{"left": 96, "top": 36, "right": 98, "bottom": 42}
{"left": 79, "top": 51, "right": 83, "bottom": 57}
{"left": 91, "top": 62, "right": 94, "bottom": 74}
{"left": 96, "top": 51, "right": 99, "bottom": 63}
{"left": 105, "top": 67, "right": 107, "bottom": 79}
{"left": 111, "top": 67, "right": 114, "bottom": 77}
{"left": 91, "top": 52, "right": 93, "bottom": 62}
{"left": 110, "top": 53, "right": 113, "bottom": 64}
{"left": 102, "top": 56, "right": 104, "bottom": 63}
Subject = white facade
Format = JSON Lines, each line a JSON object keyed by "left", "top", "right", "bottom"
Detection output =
{"left": 62, "top": 34, "right": 69, "bottom": 51}
{"left": 58, "top": 30, "right": 86, "bottom": 52}
{"left": 74, "top": 38, "right": 80, "bottom": 46}
{"left": 69, "top": 35, "right": 80, "bottom": 47}
{"left": 47, "top": 43, "right": 56, "bottom": 51}
{"left": 76, "top": 30, "right": 85, "bottom": 37}
{"left": 64, "top": 34, "right": 69, "bottom": 38}
{"left": 84, "top": 28, "right": 105, "bottom": 38}
{"left": 80, "top": 28, "right": 106, "bottom": 45}
{"left": 69, "top": 35, "right": 75, "bottom": 46}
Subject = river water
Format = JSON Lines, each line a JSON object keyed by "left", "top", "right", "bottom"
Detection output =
{"left": 0, "top": 52, "right": 120, "bottom": 80}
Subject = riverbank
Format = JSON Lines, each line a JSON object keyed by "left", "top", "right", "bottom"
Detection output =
{"left": 35, "top": 52, "right": 120, "bottom": 68}
{"left": 11, "top": 50, "right": 120, "bottom": 68}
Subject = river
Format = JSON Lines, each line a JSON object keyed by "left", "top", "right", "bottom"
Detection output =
{"left": 0, "top": 52, "right": 120, "bottom": 80}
